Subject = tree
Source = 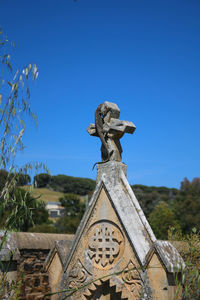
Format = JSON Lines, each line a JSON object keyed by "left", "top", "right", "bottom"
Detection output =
{"left": 0, "top": 28, "right": 41, "bottom": 231}
{"left": 0, "top": 29, "right": 38, "bottom": 169}
{"left": 34, "top": 173, "right": 51, "bottom": 188}
{"left": 149, "top": 201, "right": 179, "bottom": 239}
{"left": 168, "top": 227, "right": 200, "bottom": 299}
{"left": 55, "top": 216, "right": 81, "bottom": 234}
{"left": 0, "top": 169, "right": 9, "bottom": 191}
{"left": 55, "top": 194, "right": 85, "bottom": 233}
{"left": 59, "top": 193, "right": 85, "bottom": 216}
{"left": 33, "top": 173, "right": 96, "bottom": 195}
{"left": 173, "top": 177, "right": 200, "bottom": 233}
{"left": 28, "top": 223, "right": 57, "bottom": 233}
{"left": 0, "top": 28, "right": 41, "bottom": 298}
{"left": 50, "top": 174, "right": 95, "bottom": 195}
{"left": 173, "top": 178, "right": 200, "bottom": 233}
{"left": 0, "top": 187, "right": 49, "bottom": 231}
{"left": 132, "top": 184, "right": 178, "bottom": 217}
{"left": 16, "top": 173, "right": 31, "bottom": 186}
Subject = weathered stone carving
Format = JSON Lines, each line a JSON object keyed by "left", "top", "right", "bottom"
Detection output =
{"left": 87, "top": 101, "right": 136, "bottom": 165}
{"left": 122, "top": 260, "right": 142, "bottom": 297}
{"left": 67, "top": 259, "right": 91, "bottom": 290}
{"left": 57, "top": 102, "right": 184, "bottom": 300}
{"left": 87, "top": 222, "right": 124, "bottom": 269}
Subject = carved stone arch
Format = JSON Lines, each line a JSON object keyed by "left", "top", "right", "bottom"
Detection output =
{"left": 84, "top": 279, "right": 126, "bottom": 300}
{"left": 83, "top": 271, "right": 142, "bottom": 300}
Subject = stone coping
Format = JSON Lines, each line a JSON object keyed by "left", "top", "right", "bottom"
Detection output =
{"left": 0, "top": 231, "right": 186, "bottom": 265}
{"left": 0, "top": 231, "right": 74, "bottom": 261}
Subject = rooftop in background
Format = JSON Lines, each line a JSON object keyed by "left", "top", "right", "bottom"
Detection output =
{"left": 46, "top": 201, "right": 61, "bottom": 205}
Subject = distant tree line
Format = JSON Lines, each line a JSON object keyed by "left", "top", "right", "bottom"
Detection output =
{"left": 134, "top": 178, "right": 200, "bottom": 240}
{"left": 132, "top": 184, "right": 178, "bottom": 218}
{"left": 31, "top": 173, "right": 200, "bottom": 240}
{"left": 1, "top": 170, "right": 200, "bottom": 240}
{"left": 0, "top": 169, "right": 31, "bottom": 190}
{"left": 33, "top": 173, "right": 96, "bottom": 195}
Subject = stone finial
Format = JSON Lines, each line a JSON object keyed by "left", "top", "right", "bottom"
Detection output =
{"left": 87, "top": 101, "right": 136, "bottom": 163}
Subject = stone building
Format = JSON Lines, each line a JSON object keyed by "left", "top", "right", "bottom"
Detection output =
{"left": 57, "top": 161, "right": 184, "bottom": 300}
{"left": 54, "top": 102, "right": 184, "bottom": 299}
{"left": 0, "top": 232, "right": 73, "bottom": 299}
{"left": 0, "top": 102, "right": 185, "bottom": 299}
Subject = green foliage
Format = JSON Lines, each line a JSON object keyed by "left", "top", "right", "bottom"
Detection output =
{"left": 149, "top": 201, "right": 179, "bottom": 239}
{"left": 0, "top": 29, "right": 38, "bottom": 171}
{"left": 28, "top": 223, "right": 57, "bottom": 233}
{"left": 59, "top": 193, "right": 85, "bottom": 216}
{"left": 55, "top": 193, "right": 85, "bottom": 233}
{"left": 132, "top": 184, "right": 178, "bottom": 217}
{"left": 0, "top": 187, "right": 49, "bottom": 231}
{"left": 173, "top": 178, "right": 200, "bottom": 233}
{"left": 0, "top": 28, "right": 48, "bottom": 299}
{"left": 34, "top": 173, "right": 51, "bottom": 188}
{"left": 168, "top": 227, "right": 200, "bottom": 300}
{"left": 51, "top": 175, "right": 95, "bottom": 195}
{"left": 0, "top": 169, "right": 8, "bottom": 191}
{"left": 55, "top": 216, "right": 81, "bottom": 234}
{"left": 0, "top": 270, "right": 23, "bottom": 300}
{"left": 0, "top": 28, "right": 41, "bottom": 232}
{"left": 33, "top": 173, "right": 96, "bottom": 195}
{"left": 0, "top": 169, "right": 31, "bottom": 193}
{"left": 16, "top": 173, "right": 31, "bottom": 186}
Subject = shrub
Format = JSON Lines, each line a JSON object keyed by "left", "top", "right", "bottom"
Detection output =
{"left": 168, "top": 227, "right": 200, "bottom": 300}
{"left": 34, "top": 173, "right": 51, "bottom": 188}
{"left": 28, "top": 224, "right": 57, "bottom": 233}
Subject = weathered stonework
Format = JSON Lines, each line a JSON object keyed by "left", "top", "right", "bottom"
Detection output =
{"left": 58, "top": 163, "right": 184, "bottom": 299}
{"left": 58, "top": 102, "right": 184, "bottom": 300}
{"left": 0, "top": 102, "right": 185, "bottom": 299}
{"left": 87, "top": 221, "right": 124, "bottom": 269}
{"left": 44, "top": 239, "right": 73, "bottom": 299}
{"left": 18, "top": 250, "right": 50, "bottom": 300}
{"left": 0, "top": 232, "right": 73, "bottom": 300}
{"left": 87, "top": 102, "right": 136, "bottom": 163}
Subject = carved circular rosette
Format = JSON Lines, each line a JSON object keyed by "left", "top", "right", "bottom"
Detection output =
{"left": 86, "top": 221, "right": 124, "bottom": 270}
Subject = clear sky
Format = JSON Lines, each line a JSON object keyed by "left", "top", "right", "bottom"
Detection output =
{"left": 1, "top": 0, "right": 200, "bottom": 188}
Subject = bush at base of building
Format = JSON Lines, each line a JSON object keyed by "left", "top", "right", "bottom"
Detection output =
{"left": 28, "top": 223, "right": 57, "bottom": 233}
{"left": 168, "top": 227, "right": 200, "bottom": 300}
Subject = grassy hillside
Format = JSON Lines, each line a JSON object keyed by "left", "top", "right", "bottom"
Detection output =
{"left": 22, "top": 186, "right": 87, "bottom": 203}
{"left": 22, "top": 186, "right": 64, "bottom": 203}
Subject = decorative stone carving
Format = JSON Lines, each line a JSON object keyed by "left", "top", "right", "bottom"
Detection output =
{"left": 87, "top": 101, "right": 136, "bottom": 164}
{"left": 67, "top": 260, "right": 91, "bottom": 290}
{"left": 87, "top": 221, "right": 124, "bottom": 270}
{"left": 122, "top": 260, "right": 142, "bottom": 297}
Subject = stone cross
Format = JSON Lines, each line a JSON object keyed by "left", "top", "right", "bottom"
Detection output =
{"left": 87, "top": 101, "right": 136, "bottom": 162}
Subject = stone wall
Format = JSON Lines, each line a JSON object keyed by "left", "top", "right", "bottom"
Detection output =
{"left": 0, "top": 232, "right": 73, "bottom": 299}
{"left": 18, "top": 250, "right": 51, "bottom": 300}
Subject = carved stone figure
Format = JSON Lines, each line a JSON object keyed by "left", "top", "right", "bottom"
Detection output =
{"left": 87, "top": 101, "right": 136, "bottom": 166}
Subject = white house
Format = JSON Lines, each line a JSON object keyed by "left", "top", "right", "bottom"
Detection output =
{"left": 45, "top": 202, "right": 64, "bottom": 218}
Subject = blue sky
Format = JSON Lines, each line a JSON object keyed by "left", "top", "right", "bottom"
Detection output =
{"left": 1, "top": 0, "right": 200, "bottom": 188}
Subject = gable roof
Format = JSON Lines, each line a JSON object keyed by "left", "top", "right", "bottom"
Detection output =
{"left": 148, "top": 240, "right": 185, "bottom": 273}
{"left": 44, "top": 239, "right": 73, "bottom": 271}
{"left": 63, "top": 161, "right": 157, "bottom": 271}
